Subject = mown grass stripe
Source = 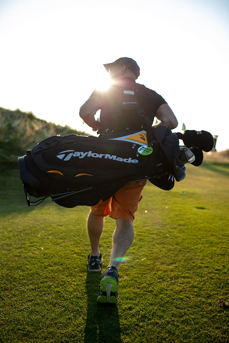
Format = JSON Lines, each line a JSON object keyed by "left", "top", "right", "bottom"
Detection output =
{"left": 0, "top": 164, "right": 229, "bottom": 342}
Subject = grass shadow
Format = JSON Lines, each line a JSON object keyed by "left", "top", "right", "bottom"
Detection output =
{"left": 200, "top": 162, "right": 229, "bottom": 177}
{"left": 84, "top": 269, "right": 122, "bottom": 343}
{"left": 0, "top": 168, "right": 52, "bottom": 216}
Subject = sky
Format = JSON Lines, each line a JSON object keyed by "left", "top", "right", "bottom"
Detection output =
{"left": 0, "top": 0, "right": 228, "bottom": 151}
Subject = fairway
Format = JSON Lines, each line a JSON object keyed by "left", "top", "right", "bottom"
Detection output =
{"left": 0, "top": 163, "right": 229, "bottom": 342}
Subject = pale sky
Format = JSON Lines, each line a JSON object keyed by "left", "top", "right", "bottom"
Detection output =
{"left": 0, "top": 0, "right": 228, "bottom": 151}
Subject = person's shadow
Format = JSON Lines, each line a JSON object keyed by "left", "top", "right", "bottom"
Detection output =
{"left": 84, "top": 269, "right": 122, "bottom": 343}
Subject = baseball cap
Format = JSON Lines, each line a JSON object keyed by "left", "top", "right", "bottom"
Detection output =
{"left": 103, "top": 57, "right": 140, "bottom": 78}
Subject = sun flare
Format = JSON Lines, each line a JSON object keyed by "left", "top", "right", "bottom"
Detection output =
{"left": 94, "top": 73, "right": 113, "bottom": 91}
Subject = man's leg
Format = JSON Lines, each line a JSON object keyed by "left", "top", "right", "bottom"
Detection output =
{"left": 97, "top": 181, "right": 146, "bottom": 303}
{"left": 87, "top": 211, "right": 104, "bottom": 257}
{"left": 110, "top": 219, "right": 135, "bottom": 268}
{"left": 88, "top": 199, "right": 111, "bottom": 272}
{"left": 97, "top": 219, "right": 135, "bottom": 303}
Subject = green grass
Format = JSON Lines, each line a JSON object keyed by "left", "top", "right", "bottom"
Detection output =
{"left": 0, "top": 163, "right": 229, "bottom": 342}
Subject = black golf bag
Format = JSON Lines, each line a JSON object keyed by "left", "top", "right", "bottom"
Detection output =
{"left": 18, "top": 125, "right": 213, "bottom": 208}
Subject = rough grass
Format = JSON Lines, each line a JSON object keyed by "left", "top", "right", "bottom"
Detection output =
{"left": 0, "top": 107, "right": 88, "bottom": 170}
{"left": 0, "top": 163, "right": 229, "bottom": 342}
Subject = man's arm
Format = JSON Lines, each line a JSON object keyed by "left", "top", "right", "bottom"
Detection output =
{"left": 79, "top": 95, "right": 102, "bottom": 131}
{"left": 155, "top": 103, "right": 178, "bottom": 129}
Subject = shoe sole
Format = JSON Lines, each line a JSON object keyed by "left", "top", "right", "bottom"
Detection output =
{"left": 97, "top": 293, "right": 118, "bottom": 304}
{"left": 88, "top": 266, "right": 101, "bottom": 272}
{"left": 87, "top": 258, "right": 103, "bottom": 272}
{"left": 97, "top": 277, "right": 118, "bottom": 304}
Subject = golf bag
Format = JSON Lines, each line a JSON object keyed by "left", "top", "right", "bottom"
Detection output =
{"left": 18, "top": 126, "right": 213, "bottom": 208}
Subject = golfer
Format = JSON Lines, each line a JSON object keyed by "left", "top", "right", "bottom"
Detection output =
{"left": 79, "top": 57, "right": 178, "bottom": 303}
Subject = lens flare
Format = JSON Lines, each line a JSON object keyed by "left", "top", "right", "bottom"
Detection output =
{"left": 113, "top": 257, "right": 130, "bottom": 263}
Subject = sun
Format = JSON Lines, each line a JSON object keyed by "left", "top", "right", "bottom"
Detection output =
{"left": 93, "top": 67, "right": 113, "bottom": 91}
{"left": 95, "top": 74, "right": 113, "bottom": 91}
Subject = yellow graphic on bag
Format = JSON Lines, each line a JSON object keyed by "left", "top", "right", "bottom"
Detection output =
{"left": 74, "top": 173, "right": 93, "bottom": 177}
{"left": 47, "top": 170, "right": 64, "bottom": 175}
{"left": 109, "top": 130, "right": 148, "bottom": 145}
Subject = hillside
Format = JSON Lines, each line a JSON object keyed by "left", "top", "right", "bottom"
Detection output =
{"left": 0, "top": 107, "right": 89, "bottom": 170}
{"left": 204, "top": 150, "right": 229, "bottom": 163}
{"left": 0, "top": 106, "right": 228, "bottom": 171}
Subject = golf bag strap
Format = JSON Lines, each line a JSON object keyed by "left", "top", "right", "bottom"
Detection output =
{"left": 134, "top": 89, "right": 154, "bottom": 145}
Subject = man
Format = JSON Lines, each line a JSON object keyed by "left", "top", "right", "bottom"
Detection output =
{"left": 79, "top": 57, "right": 178, "bottom": 303}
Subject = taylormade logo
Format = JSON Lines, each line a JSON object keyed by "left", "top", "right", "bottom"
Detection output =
{"left": 56, "top": 150, "right": 139, "bottom": 164}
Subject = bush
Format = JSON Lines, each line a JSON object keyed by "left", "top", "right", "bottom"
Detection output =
{"left": 0, "top": 107, "right": 88, "bottom": 170}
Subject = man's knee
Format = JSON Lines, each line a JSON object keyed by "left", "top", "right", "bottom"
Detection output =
{"left": 115, "top": 220, "right": 135, "bottom": 240}
{"left": 116, "top": 218, "right": 134, "bottom": 229}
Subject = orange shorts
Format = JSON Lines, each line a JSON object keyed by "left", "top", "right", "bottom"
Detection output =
{"left": 91, "top": 180, "right": 147, "bottom": 222}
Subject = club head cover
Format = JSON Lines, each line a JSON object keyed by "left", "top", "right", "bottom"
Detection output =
{"left": 189, "top": 147, "right": 203, "bottom": 166}
{"left": 149, "top": 173, "right": 175, "bottom": 190}
{"left": 183, "top": 130, "right": 214, "bottom": 152}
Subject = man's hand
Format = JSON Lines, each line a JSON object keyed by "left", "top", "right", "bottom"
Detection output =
{"left": 79, "top": 95, "right": 102, "bottom": 130}
{"left": 155, "top": 104, "right": 178, "bottom": 129}
{"left": 92, "top": 118, "right": 101, "bottom": 131}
